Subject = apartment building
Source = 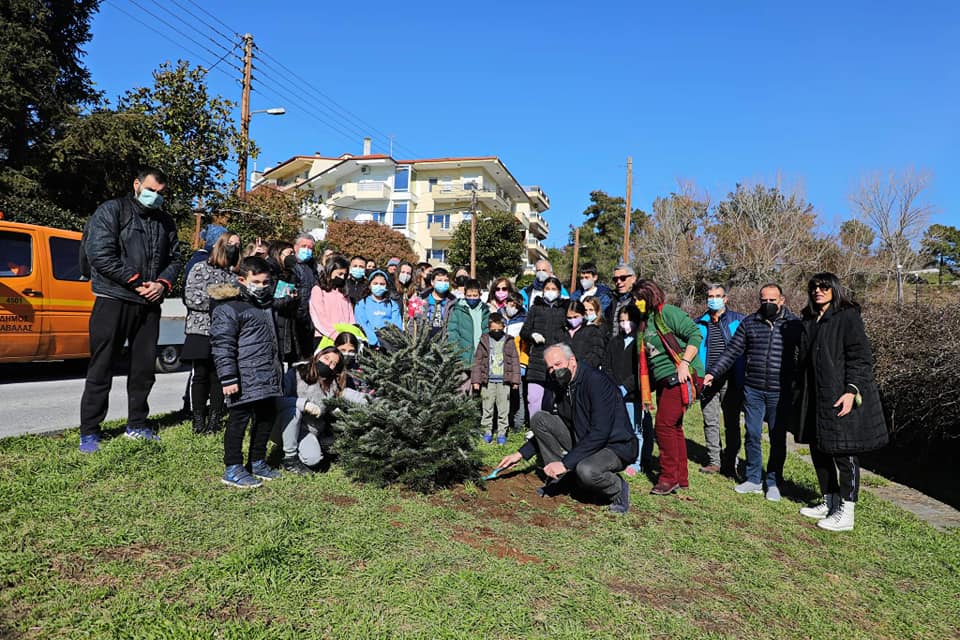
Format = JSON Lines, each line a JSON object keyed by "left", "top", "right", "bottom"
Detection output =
{"left": 253, "top": 145, "right": 550, "bottom": 270}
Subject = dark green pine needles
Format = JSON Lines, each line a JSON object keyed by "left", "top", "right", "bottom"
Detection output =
{"left": 333, "top": 320, "right": 483, "bottom": 493}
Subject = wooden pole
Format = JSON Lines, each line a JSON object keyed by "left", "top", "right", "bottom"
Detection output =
{"left": 622, "top": 156, "right": 632, "bottom": 264}
{"left": 570, "top": 227, "right": 580, "bottom": 292}
{"left": 469, "top": 190, "right": 477, "bottom": 278}
{"left": 237, "top": 33, "right": 254, "bottom": 197}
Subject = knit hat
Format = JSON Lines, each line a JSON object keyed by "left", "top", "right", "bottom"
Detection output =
{"left": 201, "top": 224, "right": 228, "bottom": 252}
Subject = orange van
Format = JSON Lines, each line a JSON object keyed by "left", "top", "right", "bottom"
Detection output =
{"left": 0, "top": 220, "right": 185, "bottom": 370}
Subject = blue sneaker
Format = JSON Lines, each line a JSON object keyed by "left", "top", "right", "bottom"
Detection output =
{"left": 222, "top": 464, "right": 262, "bottom": 489}
{"left": 482, "top": 434, "right": 493, "bottom": 444}
{"left": 124, "top": 425, "right": 145, "bottom": 440}
{"left": 79, "top": 434, "right": 100, "bottom": 454}
{"left": 496, "top": 435, "right": 508, "bottom": 445}
{"left": 139, "top": 428, "right": 160, "bottom": 442}
{"left": 250, "top": 460, "right": 281, "bottom": 481}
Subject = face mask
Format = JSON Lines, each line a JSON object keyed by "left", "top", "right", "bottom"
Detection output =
{"left": 620, "top": 320, "right": 635, "bottom": 335}
{"left": 551, "top": 366, "right": 572, "bottom": 388}
{"left": 465, "top": 298, "right": 480, "bottom": 308}
{"left": 398, "top": 272, "right": 412, "bottom": 285}
{"left": 433, "top": 281, "right": 450, "bottom": 294}
{"left": 224, "top": 245, "right": 240, "bottom": 264}
{"left": 586, "top": 313, "right": 597, "bottom": 324}
{"left": 455, "top": 275, "right": 469, "bottom": 287}
{"left": 543, "top": 290, "right": 559, "bottom": 302}
{"left": 535, "top": 270, "right": 549, "bottom": 283}
{"left": 282, "top": 254, "right": 298, "bottom": 270}
{"left": 350, "top": 267, "right": 365, "bottom": 280}
{"left": 580, "top": 278, "right": 595, "bottom": 291}
{"left": 760, "top": 302, "right": 779, "bottom": 320}
{"left": 137, "top": 188, "right": 163, "bottom": 209}
{"left": 489, "top": 330, "right": 505, "bottom": 341}
{"left": 330, "top": 276, "right": 346, "bottom": 289}
{"left": 453, "top": 290, "right": 465, "bottom": 299}
{"left": 504, "top": 305, "right": 518, "bottom": 318}
{"left": 297, "top": 248, "right": 313, "bottom": 262}
{"left": 707, "top": 298, "right": 725, "bottom": 312}
{"left": 315, "top": 361, "right": 334, "bottom": 379}
{"left": 244, "top": 282, "right": 272, "bottom": 305}
{"left": 494, "top": 290, "right": 509, "bottom": 302}
{"left": 370, "top": 284, "right": 388, "bottom": 298}
{"left": 341, "top": 352, "right": 357, "bottom": 368}
{"left": 567, "top": 316, "right": 583, "bottom": 329}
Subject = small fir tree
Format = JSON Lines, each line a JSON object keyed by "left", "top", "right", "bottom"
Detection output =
{"left": 333, "top": 320, "right": 482, "bottom": 493}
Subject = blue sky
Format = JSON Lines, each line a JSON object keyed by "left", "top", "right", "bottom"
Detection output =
{"left": 85, "top": 1, "right": 959, "bottom": 246}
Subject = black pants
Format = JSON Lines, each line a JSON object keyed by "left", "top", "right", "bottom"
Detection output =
{"left": 223, "top": 398, "right": 275, "bottom": 467}
{"left": 80, "top": 297, "right": 160, "bottom": 436}
{"left": 810, "top": 445, "right": 860, "bottom": 502}
{"left": 191, "top": 357, "right": 224, "bottom": 414}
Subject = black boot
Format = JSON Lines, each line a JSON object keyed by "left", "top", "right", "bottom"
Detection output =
{"left": 207, "top": 405, "right": 224, "bottom": 434}
{"left": 192, "top": 409, "right": 207, "bottom": 434}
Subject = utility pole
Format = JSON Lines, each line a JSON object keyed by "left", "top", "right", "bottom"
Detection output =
{"left": 470, "top": 190, "right": 478, "bottom": 278}
{"left": 237, "top": 33, "right": 254, "bottom": 197}
{"left": 570, "top": 226, "right": 581, "bottom": 292}
{"left": 622, "top": 156, "right": 632, "bottom": 264}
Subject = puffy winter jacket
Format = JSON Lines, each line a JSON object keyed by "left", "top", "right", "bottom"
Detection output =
{"left": 708, "top": 307, "right": 802, "bottom": 393}
{"left": 447, "top": 300, "right": 489, "bottom": 366}
{"left": 471, "top": 334, "right": 521, "bottom": 386}
{"left": 520, "top": 296, "right": 569, "bottom": 383}
{"left": 567, "top": 323, "right": 606, "bottom": 368}
{"left": 354, "top": 295, "right": 402, "bottom": 347}
{"left": 183, "top": 261, "right": 237, "bottom": 336}
{"left": 210, "top": 284, "right": 283, "bottom": 407}
{"left": 83, "top": 195, "right": 181, "bottom": 304}
{"left": 696, "top": 308, "right": 746, "bottom": 388}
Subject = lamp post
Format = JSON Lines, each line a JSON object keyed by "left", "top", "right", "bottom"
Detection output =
{"left": 238, "top": 107, "right": 285, "bottom": 197}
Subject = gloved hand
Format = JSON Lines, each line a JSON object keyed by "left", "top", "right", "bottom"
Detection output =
{"left": 531, "top": 332, "right": 545, "bottom": 344}
{"left": 304, "top": 401, "right": 323, "bottom": 417}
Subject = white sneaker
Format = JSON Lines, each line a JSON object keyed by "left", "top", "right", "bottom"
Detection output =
{"left": 800, "top": 494, "right": 838, "bottom": 519}
{"left": 817, "top": 500, "right": 855, "bottom": 532}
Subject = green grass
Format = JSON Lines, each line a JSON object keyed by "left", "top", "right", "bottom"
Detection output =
{"left": 1, "top": 408, "right": 958, "bottom": 639}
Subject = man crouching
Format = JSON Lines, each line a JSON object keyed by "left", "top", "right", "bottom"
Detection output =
{"left": 495, "top": 343, "right": 637, "bottom": 513}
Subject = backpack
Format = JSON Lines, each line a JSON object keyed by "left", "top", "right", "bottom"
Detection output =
{"left": 79, "top": 200, "right": 135, "bottom": 280}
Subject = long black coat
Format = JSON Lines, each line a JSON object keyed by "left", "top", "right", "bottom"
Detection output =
{"left": 568, "top": 323, "right": 606, "bottom": 368}
{"left": 788, "top": 305, "right": 888, "bottom": 455}
{"left": 520, "top": 296, "right": 568, "bottom": 383}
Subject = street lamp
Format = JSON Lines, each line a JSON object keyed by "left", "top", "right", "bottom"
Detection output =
{"left": 238, "top": 106, "right": 285, "bottom": 197}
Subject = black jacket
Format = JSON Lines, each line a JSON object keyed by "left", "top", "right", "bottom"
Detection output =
{"left": 210, "top": 284, "right": 283, "bottom": 407}
{"left": 268, "top": 257, "right": 300, "bottom": 363}
{"left": 788, "top": 305, "right": 888, "bottom": 455}
{"left": 568, "top": 324, "right": 606, "bottom": 368}
{"left": 84, "top": 195, "right": 181, "bottom": 304}
{"left": 519, "top": 363, "right": 638, "bottom": 469}
{"left": 708, "top": 307, "right": 802, "bottom": 393}
{"left": 292, "top": 261, "right": 318, "bottom": 359}
{"left": 603, "top": 333, "right": 640, "bottom": 400}
{"left": 520, "top": 296, "right": 568, "bottom": 383}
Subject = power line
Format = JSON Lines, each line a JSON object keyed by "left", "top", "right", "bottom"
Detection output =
{"left": 164, "top": 0, "right": 240, "bottom": 48}
{"left": 178, "top": 0, "right": 242, "bottom": 41}
{"left": 140, "top": 0, "right": 240, "bottom": 59}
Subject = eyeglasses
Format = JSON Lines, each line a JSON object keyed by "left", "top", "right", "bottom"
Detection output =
{"left": 612, "top": 275, "right": 632, "bottom": 282}
{"left": 809, "top": 282, "right": 832, "bottom": 292}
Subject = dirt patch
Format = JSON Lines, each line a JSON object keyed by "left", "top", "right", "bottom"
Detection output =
{"left": 51, "top": 544, "right": 214, "bottom": 589}
{"left": 205, "top": 595, "right": 266, "bottom": 622}
{"left": 606, "top": 577, "right": 743, "bottom": 634}
{"left": 389, "top": 520, "right": 403, "bottom": 528}
{"left": 323, "top": 494, "right": 358, "bottom": 507}
{"left": 384, "top": 504, "right": 402, "bottom": 513}
{"left": 453, "top": 525, "right": 543, "bottom": 565}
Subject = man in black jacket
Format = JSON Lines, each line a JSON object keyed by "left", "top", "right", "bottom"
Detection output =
{"left": 78, "top": 168, "right": 181, "bottom": 453}
{"left": 496, "top": 343, "right": 637, "bottom": 513}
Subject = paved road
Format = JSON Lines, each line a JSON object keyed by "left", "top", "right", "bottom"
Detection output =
{"left": 0, "top": 363, "right": 189, "bottom": 438}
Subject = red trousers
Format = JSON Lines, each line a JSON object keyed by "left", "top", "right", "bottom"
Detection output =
{"left": 655, "top": 382, "right": 689, "bottom": 487}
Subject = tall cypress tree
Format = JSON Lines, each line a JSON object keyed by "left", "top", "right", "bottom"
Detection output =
{"left": 333, "top": 321, "right": 482, "bottom": 493}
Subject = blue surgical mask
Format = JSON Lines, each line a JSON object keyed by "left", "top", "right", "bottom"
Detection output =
{"left": 465, "top": 298, "right": 480, "bottom": 308}
{"left": 137, "top": 188, "right": 163, "bottom": 209}
{"left": 371, "top": 284, "right": 388, "bottom": 297}
{"left": 433, "top": 281, "right": 450, "bottom": 294}
{"left": 350, "top": 267, "right": 365, "bottom": 280}
{"left": 707, "top": 298, "right": 725, "bottom": 312}
{"left": 297, "top": 248, "right": 313, "bottom": 262}
{"left": 586, "top": 313, "right": 597, "bottom": 323}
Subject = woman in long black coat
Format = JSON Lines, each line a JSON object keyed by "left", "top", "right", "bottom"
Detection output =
{"left": 790, "top": 272, "right": 888, "bottom": 532}
{"left": 519, "top": 276, "right": 568, "bottom": 418}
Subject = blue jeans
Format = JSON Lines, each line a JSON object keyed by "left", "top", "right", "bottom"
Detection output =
{"left": 623, "top": 398, "right": 654, "bottom": 469}
{"left": 742, "top": 385, "right": 788, "bottom": 487}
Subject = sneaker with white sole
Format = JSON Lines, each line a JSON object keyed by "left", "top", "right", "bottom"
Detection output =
{"left": 139, "top": 428, "right": 160, "bottom": 442}
{"left": 222, "top": 464, "right": 262, "bottom": 488}
{"left": 817, "top": 500, "right": 855, "bottom": 532}
{"left": 79, "top": 434, "right": 101, "bottom": 454}
{"left": 734, "top": 481, "right": 763, "bottom": 495}
{"left": 800, "top": 494, "right": 837, "bottom": 519}
{"left": 765, "top": 484, "right": 781, "bottom": 502}
{"left": 124, "top": 425, "right": 145, "bottom": 440}
{"left": 250, "top": 460, "right": 281, "bottom": 481}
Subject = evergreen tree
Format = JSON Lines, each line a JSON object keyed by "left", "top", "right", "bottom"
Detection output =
{"left": 333, "top": 320, "right": 482, "bottom": 493}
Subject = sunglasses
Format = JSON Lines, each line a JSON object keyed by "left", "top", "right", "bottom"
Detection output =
{"left": 613, "top": 275, "right": 632, "bottom": 282}
{"left": 495, "top": 286, "right": 509, "bottom": 291}
{"left": 809, "top": 282, "right": 832, "bottom": 292}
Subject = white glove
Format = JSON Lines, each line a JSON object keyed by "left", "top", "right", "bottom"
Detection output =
{"left": 303, "top": 401, "right": 323, "bottom": 417}
{"left": 531, "top": 332, "right": 545, "bottom": 344}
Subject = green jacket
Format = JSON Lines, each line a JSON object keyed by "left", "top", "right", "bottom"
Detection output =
{"left": 641, "top": 304, "right": 704, "bottom": 382}
{"left": 447, "top": 300, "right": 489, "bottom": 366}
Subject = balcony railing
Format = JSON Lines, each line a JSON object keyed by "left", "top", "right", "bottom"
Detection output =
{"left": 523, "top": 184, "right": 550, "bottom": 209}
{"left": 325, "top": 181, "right": 391, "bottom": 203}
{"left": 430, "top": 181, "right": 513, "bottom": 211}
{"left": 528, "top": 212, "right": 549, "bottom": 238}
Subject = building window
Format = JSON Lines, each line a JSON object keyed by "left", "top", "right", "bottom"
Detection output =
{"left": 392, "top": 203, "right": 407, "bottom": 229}
{"left": 372, "top": 211, "right": 386, "bottom": 224}
{"left": 428, "top": 214, "right": 450, "bottom": 229}
{"left": 428, "top": 178, "right": 438, "bottom": 192}
{"left": 461, "top": 211, "right": 472, "bottom": 222}
{"left": 394, "top": 166, "right": 410, "bottom": 192}
{"left": 429, "top": 249, "right": 448, "bottom": 262}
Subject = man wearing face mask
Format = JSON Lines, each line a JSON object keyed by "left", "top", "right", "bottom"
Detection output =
{"left": 78, "top": 168, "right": 181, "bottom": 452}
{"left": 703, "top": 283, "right": 801, "bottom": 501}
{"left": 520, "top": 259, "right": 570, "bottom": 308}
{"left": 290, "top": 233, "right": 319, "bottom": 360}
{"left": 570, "top": 262, "right": 614, "bottom": 322}
{"left": 495, "top": 344, "right": 637, "bottom": 513}
{"left": 695, "top": 284, "right": 746, "bottom": 476}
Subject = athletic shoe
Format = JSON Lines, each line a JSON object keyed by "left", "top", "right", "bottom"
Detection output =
{"left": 482, "top": 434, "right": 493, "bottom": 444}
{"left": 281, "top": 456, "right": 314, "bottom": 475}
{"left": 734, "top": 481, "right": 763, "bottom": 495}
{"left": 610, "top": 476, "right": 630, "bottom": 514}
{"left": 765, "top": 484, "right": 782, "bottom": 502}
{"left": 699, "top": 464, "right": 721, "bottom": 474}
{"left": 250, "top": 460, "right": 281, "bottom": 481}
{"left": 817, "top": 500, "right": 855, "bottom": 532}
{"left": 139, "top": 428, "right": 160, "bottom": 442}
{"left": 221, "top": 464, "right": 262, "bottom": 489}
{"left": 496, "top": 435, "right": 508, "bottom": 445}
{"left": 800, "top": 495, "right": 836, "bottom": 519}
{"left": 123, "top": 425, "right": 145, "bottom": 440}
{"left": 79, "top": 434, "right": 100, "bottom": 454}
{"left": 650, "top": 481, "right": 679, "bottom": 495}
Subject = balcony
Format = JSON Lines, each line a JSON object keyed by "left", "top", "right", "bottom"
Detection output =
{"left": 429, "top": 181, "right": 513, "bottom": 212}
{"left": 526, "top": 237, "right": 547, "bottom": 260}
{"left": 428, "top": 223, "right": 455, "bottom": 240}
{"left": 524, "top": 185, "right": 550, "bottom": 211}
{"left": 325, "top": 180, "right": 391, "bottom": 204}
{"left": 528, "top": 212, "right": 549, "bottom": 239}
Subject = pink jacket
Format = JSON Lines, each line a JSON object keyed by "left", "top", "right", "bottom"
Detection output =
{"left": 309, "top": 286, "right": 355, "bottom": 338}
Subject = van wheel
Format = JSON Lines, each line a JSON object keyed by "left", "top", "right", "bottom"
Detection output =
{"left": 155, "top": 345, "right": 182, "bottom": 373}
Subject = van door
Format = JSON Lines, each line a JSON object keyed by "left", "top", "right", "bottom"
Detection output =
{"left": 0, "top": 227, "right": 43, "bottom": 361}
{"left": 41, "top": 232, "right": 94, "bottom": 359}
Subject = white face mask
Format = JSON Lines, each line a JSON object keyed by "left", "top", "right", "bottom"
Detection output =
{"left": 398, "top": 272, "right": 412, "bottom": 284}
{"left": 535, "top": 270, "right": 549, "bottom": 282}
{"left": 543, "top": 290, "right": 559, "bottom": 302}
{"left": 504, "top": 305, "right": 519, "bottom": 318}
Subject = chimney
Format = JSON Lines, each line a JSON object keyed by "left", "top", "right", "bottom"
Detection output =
{"left": 362, "top": 137, "right": 372, "bottom": 156}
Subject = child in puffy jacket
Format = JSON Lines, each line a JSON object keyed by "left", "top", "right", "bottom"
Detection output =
{"left": 471, "top": 313, "right": 521, "bottom": 445}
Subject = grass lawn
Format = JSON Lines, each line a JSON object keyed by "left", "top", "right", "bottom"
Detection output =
{"left": 1, "top": 407, "right": 958, "bottom": 639}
